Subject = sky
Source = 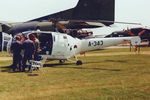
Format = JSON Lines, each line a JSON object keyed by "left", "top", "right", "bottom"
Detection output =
{"left": 115, "top": 0, "right": 150, "bottom": 26}
{"left": 0, "top": 0, "right": 150, "bottom": 26}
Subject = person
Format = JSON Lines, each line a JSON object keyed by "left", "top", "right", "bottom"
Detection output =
{"left": 22, "top": 34, "right": 35, "bottom": 72}
{"left": 10, "top": 36, "right": 22, "bottom": 72}
{"left": 28, "top": 33, "right": 40, "bottom": 60}
{"left": 50, "top": 19, "right": 65, "bottom": 33}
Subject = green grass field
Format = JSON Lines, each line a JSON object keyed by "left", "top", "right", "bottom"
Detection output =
{"left": 0, "top": 48, "right": 150, "bottom": 100}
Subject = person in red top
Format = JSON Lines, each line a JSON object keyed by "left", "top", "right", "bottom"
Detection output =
{"left": 28, "top": 33, "right": 40, "bottom": 60}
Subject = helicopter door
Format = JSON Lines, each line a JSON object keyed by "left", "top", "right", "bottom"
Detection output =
{"left": 52, "top": 34, "right": 68, "bottom": 58}
{"left": 39, "top": 33, "right": 53, "bottom": 55}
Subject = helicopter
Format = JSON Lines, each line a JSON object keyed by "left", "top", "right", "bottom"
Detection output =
{"left": 8, "top": 30, "right": 140, "bottom": 66}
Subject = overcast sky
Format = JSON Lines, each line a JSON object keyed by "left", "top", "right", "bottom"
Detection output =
{"left": 0, "top": 0, "right": 150, "bottom": 26}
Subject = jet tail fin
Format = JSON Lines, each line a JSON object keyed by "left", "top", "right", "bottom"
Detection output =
{"left": 72, "top": 0, "right": 115, "bottom": 23}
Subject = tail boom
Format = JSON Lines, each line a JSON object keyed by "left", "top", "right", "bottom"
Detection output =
{"left": 80, "top": 36, "right": 141, "bottom": 52}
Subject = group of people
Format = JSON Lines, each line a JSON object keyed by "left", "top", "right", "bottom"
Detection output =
{"left": 10, "top": 33, "right": 40, "bottom": 72}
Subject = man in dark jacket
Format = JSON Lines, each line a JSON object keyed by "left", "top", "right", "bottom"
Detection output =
{"left": 22, "top": 34, "right": 35, "bottom": 72}
{"left": 10, "top": 36, "right": 22, "bottom": 72}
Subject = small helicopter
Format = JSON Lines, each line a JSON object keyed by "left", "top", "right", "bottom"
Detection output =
{"left": 8, "top": 30, "right": 140, "bottom": 66}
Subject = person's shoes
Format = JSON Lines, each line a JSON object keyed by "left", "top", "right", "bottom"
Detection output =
{"left": 21, "top": 68, "right": 25, "bottom": 72}
{"left": 28, "top": 70, "right": 32, "bottom": 73}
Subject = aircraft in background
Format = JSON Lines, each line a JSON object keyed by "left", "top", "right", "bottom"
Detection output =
{"left": 0, "top": 0, "right": 114, "bottom": 35}
{"left": 0, "top": 0, "right": 115, "bottom": 51}
{"left": 0, "top": 0, "right": 149, "bottom": 52}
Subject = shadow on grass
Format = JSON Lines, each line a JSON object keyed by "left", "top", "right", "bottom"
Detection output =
{"left": 43, "top": 62, "right": 121, "bottom": 72}
{"left": 1, "top": 60, "right": 122, "bottom": 73}
{"left": 43, "top": 63, "right": 75, "bottom": 67}
{"left": 1, "top": 65, "right": 25, "bottom": 73}
{"left": 27, "top": 73, "right": 39, "bottom": 76}
{"left": 84, "top": 60, "right": 127, "bottom": 64}
{"left": 104, "top": 60, "right": 127, "bottom": 63}
{"left": 0, "top": 65, "right": 11, "bottom": 72}
{"left": 1, "top": 66, "right": 40, "bottom": 75}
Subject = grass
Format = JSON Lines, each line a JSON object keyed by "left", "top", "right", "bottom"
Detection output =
{"left": 0, "top": 47, "right": 150, "bottom": 100}
{"left": 0, "top": 52, "right": 11, "bottom": 57}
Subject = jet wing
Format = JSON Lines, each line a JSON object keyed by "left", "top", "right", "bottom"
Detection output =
{"left": 31, "top": 0, "right": 115, "bottom": 26}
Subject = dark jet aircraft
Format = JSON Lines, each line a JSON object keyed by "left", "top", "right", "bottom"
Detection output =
{"left": 0, "top": 0, "right": 115, "bottom": 51}
{"left": 0, "top": 0, "right": 115, "bottom": 35}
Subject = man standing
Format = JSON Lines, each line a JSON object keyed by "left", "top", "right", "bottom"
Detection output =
{"left": 10, "top": 36, "right": 22, "bottom": 72}
{"left": 28, "top": 33, "right": 40, "bottom": 60}
{"left": 22, "top": 34, "right": 35, "bottom": 72}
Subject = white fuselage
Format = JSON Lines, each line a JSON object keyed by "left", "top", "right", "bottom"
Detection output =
{"left": 45, "top": 32, "right": 140, "bottom": 60}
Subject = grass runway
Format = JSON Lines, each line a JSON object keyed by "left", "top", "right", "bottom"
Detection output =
{"left": 0, "top": 48, "right": 150, "bottom": 100}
